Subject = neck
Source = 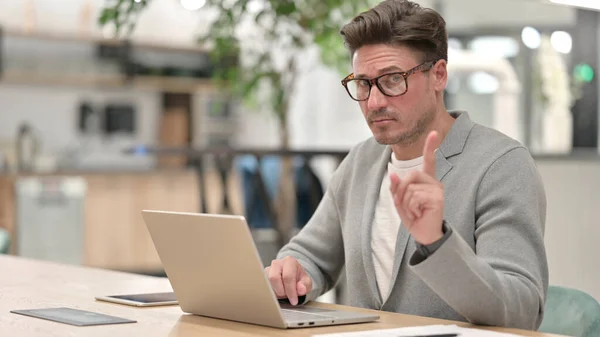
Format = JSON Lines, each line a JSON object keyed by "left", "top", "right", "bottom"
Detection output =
{"left": 391, "top": 107, "right": 455, "bottom": 161}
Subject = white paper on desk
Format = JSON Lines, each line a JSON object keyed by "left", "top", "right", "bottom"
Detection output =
{"left": 312, "top": 324, "right": 523, "bottom": 337}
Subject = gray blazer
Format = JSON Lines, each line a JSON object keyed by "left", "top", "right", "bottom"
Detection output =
{"left": 277, "top": 111, "right": 548, "bottom": 330}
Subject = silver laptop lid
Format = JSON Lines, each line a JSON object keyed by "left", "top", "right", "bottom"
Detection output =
{"left": 142, "top": 210, "right": 288, "bottom": 328}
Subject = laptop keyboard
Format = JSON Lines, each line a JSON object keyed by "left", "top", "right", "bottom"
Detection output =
{"left": 281, "top": 309, "right": 333, "bottom": 322}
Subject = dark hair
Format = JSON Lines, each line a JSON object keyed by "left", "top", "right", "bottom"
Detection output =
{"left": 340, "top": 0, "right": 448, "bottom": 63}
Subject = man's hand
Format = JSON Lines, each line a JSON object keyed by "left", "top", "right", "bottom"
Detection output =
{"left": 390, "top": 131, "right": 444, "bottom": 245}
{"left": 264, "top": 256, "right": 313, "bottom": 306}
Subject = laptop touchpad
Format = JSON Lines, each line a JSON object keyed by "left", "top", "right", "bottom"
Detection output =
{"left": 281, "top": 305, "right": 335, "bottom": 313}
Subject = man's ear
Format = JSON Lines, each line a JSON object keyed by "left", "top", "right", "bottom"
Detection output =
{"left": 432, "top": 59, "right": 448, "bottom": 93}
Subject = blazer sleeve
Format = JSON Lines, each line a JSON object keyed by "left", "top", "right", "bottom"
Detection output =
{"left": 409, "top": 146, "right": 549, "bottom": 330}
{"left": 275, "top": 159, "right": 348, "bottom": 303}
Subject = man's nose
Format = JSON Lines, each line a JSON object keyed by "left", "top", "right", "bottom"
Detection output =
{"left": 367, "top": 85, "right": 388, "bottom": 112}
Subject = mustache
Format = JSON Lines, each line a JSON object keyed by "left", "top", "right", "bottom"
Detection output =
{"left": 367, "top": 109, "right": 397, "bottom": 123}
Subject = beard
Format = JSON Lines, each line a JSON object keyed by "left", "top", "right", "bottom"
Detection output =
{"left": 368, "top": 106, "right": 436, "bottom": 146}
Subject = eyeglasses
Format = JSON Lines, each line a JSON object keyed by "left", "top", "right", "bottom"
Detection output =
{"left": 341, "top": 60, "right": 438, "bottom": 101}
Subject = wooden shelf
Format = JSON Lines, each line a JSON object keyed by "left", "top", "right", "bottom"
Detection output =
{"left": 1, "top": 70, "right": 125, "bottom": 88}
{"left": 3, "top": 28, "right": 209, "bottom": 53}
{"left": 4, "top": 28, "right": 120, "bottom": 45}
{"left": 0, "top": 27, "right": 222, "bottom": 93}
{"left": 0, "top": 70, "right": 219, "bottom": 93}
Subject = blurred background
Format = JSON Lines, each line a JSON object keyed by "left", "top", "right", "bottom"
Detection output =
{"left": 0, "top": 0, "right": 598, "bottom": 308}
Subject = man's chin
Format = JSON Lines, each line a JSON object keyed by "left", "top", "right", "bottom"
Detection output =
{"left": 372, "top": 133, "right": 397, "bottom": 145}
{"left": 372, "top": 131, "right": 419, "bottom": 146}
{"left": 370, "top": 127, "right": 394, "bottom": 144}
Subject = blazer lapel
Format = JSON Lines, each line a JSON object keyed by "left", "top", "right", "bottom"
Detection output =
{"left": 360, "top": 145, "right": 393, "bottom": 307}
{"left": 435, "top": 151, "right": 453, "bottom": 181}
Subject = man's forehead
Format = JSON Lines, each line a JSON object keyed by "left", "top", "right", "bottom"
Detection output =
{"left": 352, "top": 44, "right": 419, "bottom": 77}
{"left": 354, "top": 65, "right": 406, "bottom": 78}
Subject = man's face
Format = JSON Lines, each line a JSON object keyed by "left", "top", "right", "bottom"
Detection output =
{"left": 351, "top": 44, "right": 438, "bottom": 146}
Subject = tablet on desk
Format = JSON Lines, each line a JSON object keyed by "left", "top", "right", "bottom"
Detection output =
{"left": 95, "top": 292, "right": 178, "bottom": 307}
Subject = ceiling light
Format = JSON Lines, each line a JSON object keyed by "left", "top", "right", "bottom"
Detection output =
{"left": 551, "top": 31, "right": 573, "bottom": 54}
{"left": 549, "top": 0, "right": 600, "bottom": 11}
{"left": 521, "top": 26, "right": 541, "bottom": 49}
{"left": 180, "top": 0, "right": 206, "bottom": 11}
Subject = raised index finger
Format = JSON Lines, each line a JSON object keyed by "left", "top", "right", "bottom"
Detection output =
{"left": 422, "top": 131, "right": 439, "bottom": 178}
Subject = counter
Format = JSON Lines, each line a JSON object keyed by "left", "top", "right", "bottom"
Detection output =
{"left": 0, "top": 169, "right": 244, "bottom": 274}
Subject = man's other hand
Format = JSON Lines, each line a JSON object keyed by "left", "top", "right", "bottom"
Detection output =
{"left": 265, "top": 256, "right": 313, "bottom": 306}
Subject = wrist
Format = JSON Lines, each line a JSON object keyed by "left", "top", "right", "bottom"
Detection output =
{"left": 418, "top": 231, "right": 444, "bottom": 245}
{"left": 411, "top": 221, "right": 453, "bottom": 264}
{"left": 417, "top": 221, "right": 446, "bottom": 245}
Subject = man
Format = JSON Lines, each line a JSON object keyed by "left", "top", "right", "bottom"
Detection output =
{"left": 265, "top": 0, "right": 548, "bottom": 330}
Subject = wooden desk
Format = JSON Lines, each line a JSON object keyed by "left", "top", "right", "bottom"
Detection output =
{"left": 0, "top": 255, "right": 564, "bottom": 337}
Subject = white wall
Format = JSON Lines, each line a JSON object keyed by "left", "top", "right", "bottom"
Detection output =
{"left": 537, "top": 160, "right": 600, "bottom": 302}
{"left": 0, "top": 83, "right": 162, "bottom": 170}
{"left": 288, "top": 47, "right": 372, "bottom": 151}
{"left": 0, "top": 84, "right": 160, "bottom": 150}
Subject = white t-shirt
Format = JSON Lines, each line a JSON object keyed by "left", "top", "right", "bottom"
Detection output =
{"left": 371, "top": 152, "right": 423, "bottom": 302}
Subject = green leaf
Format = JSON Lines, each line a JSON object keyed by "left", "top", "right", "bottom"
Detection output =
{"left": 98, "top": 8, "right": 116, "bottom": 25}
{"left": 274, "top": 1, "right": 296, "bottom": 16}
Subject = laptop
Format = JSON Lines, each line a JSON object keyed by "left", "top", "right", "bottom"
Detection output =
{"left": 141, "top": 210, "right": 380, "bottom": 329}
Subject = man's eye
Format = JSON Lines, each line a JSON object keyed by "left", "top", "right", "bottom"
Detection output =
{"left": 389, "top": 74, "right": 403, "bottom": 83}
{"left": 357, "top": 80, "right": 370, "bottom": 87}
